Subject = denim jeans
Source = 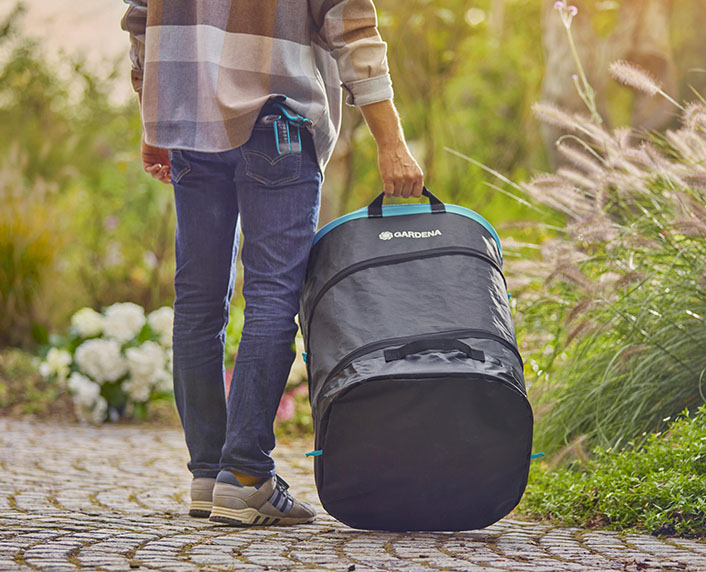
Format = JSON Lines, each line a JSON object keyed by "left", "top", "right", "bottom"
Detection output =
{"left": 170, "top": 101, "right": 321, "bottom": 479}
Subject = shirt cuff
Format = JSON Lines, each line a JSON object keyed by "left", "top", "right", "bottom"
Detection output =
{"left": 342, "top": 74, "right": 394, "bottom": 107}
{"left": 130, "top": 69, "right": 143, "bottom": 94}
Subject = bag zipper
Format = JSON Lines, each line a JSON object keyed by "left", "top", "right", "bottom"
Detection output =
{"left": 304, "top": 246, "right": 505, "bottom": 350}
{"left": 312, "top": 327, "right": 523, "bottom": 405}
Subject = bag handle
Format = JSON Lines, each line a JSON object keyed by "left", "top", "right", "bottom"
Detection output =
{"left": 383, "top": 338, "right": 485, "bottom": 363}
{"left": 367, "top": 187, "right": 446, "bottom": 218}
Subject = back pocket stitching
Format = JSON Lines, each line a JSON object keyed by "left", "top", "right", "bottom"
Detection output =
{"left": 241, "top": 148, "right": 302, "bottom": 186}
{"left": 169, "top": 150, "right": 192, "bottom": 184}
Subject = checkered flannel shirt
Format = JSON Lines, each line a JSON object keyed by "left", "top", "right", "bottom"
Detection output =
{"left": 120, "top": 0, "right": 395, "bottom": 175}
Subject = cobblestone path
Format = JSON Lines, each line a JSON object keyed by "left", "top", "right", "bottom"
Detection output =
{"left": 1, "top": 418, "right": 705, "bottom": 572}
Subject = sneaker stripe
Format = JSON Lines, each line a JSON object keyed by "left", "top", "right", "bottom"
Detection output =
{"left": 269, "top": 489, "right": 282, "bottom": 511}
{"left": 282, "top": 497, "right": 293, "bottom": 514}
{"left": 271, "top": 489, "right": 290, "bottom": 512}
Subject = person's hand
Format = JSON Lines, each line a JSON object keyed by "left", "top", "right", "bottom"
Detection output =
{"left": 142, "top": 135, "right": 171, "bottom": 184}
{"left": 376, "top": 140, "right": 424, "bottom": 198}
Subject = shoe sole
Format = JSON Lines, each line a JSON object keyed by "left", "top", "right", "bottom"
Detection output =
{"left": 209, "top": 505, "right": 315, "bottom": 527}
{"left": 189, "top": 500, "right": 212, "bottom": 518}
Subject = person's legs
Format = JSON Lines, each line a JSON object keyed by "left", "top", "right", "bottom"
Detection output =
{"left": 219, "top": 112, "right": 321, "bottom": 478}
{"left": 171, "top": 149, "right": 240, "bottom": 479}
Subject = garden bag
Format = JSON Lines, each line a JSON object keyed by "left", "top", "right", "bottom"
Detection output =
{"left": 299, "top": 188, "right": 533, "bottom": 531}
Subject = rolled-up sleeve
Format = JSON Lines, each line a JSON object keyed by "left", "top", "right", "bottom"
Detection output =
{"left": 309, "top": 0, "right": 394, "bottom": 107}
{"left": 120, "top": 0, "right": 148, "bottom": 94}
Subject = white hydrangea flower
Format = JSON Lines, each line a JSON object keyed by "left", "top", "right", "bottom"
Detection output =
{"left": 39, "top": 348, "right": 73, "bottom": 384}
{"left": 125, "top": 341, "right": 166, "bottom": 402}
{"left": 67, "top": 372, "right": 101, "bottom": 406}
{"left": 147, "top": 306, "right": 174, "bottom": 347}
{"left": 154, "top": 367, "right": 173, "bottom": 393}
{"left": 70, "top": 307, "right": 104, "bottom": 338}
{"left": 103, "top": 302, "right": 146, "bottom": 343}
{"left": 66, "top": 373, "right": 108, "bottom": 425}
{"left": 123, "top": 375, "right": 152, "bottom": 402}
{"left": 74, "top": 338, "right": 128, "bottom": 384}
{"left": 152, "top": 347, "right": 174, "bottom": 393}
{"left": 89, "top": 396, "right": 108, "bottom": 424}
{"left": 125, "top": 341, "right": 165, "bottom": 381}
{"left": 165, "top": 347, "right": 173, "bottom": 373}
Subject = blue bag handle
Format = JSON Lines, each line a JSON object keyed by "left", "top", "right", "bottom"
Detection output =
{"left": 367, "top": 187, "right": 446, "bottom": 218}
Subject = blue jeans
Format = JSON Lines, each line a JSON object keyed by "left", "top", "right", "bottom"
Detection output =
{"left": 170, "top": 101, "right": 321, "bottom": 479}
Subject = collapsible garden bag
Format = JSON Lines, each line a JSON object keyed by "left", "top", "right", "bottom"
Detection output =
{"left": 299, "top": 188, "right": 533, "bottom": 531}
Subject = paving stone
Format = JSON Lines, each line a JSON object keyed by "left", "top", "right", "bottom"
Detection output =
{"left": 1, "top": 418, "right": 706, "bottom": 571}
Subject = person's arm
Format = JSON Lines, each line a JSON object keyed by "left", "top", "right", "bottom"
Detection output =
{"left": 310, "top": 0, "right": 423, "bottom": 198}
{"left": 121, "top": 0, "right": 171, "bottom": 184}
{"left": 359, "top": 100, "right": 423, "bottom": 198}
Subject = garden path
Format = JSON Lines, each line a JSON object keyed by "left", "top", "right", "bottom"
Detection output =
{"left": 1, "top": 418, "right": 705, "bottom": 572}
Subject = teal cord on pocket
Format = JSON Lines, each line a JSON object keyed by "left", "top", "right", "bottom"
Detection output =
{"left": 530, "top": 452, "right": 545, "bottom": 460}
{"left": 305, "top": 450, "right": 323, "bottom": 457}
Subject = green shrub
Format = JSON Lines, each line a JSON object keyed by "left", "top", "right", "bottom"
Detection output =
{"left": 520, "top": 406, "right": 706, "bottom": 537}
{"left": 0, "top": 348, "right": 74, "bottom": 418}
{"left": 0, "top": 154, "right": 60, "bottom": 347}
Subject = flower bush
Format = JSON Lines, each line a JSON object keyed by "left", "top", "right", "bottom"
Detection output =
{"left": 39, "top": 302, "right": 173, "bottom": 424}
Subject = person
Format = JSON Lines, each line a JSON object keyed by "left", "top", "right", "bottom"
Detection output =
{"left": 121, "top": 0, "right": 424, "bottom": 527}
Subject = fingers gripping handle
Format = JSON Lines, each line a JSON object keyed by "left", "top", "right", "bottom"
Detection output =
{"left": 367, "top": 187, "right": 446, "bottom": 218}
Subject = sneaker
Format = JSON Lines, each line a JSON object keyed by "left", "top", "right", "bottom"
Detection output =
{"left": 209, "top": 471, "right": 316, "bottom": 526}
{"left": 189, "top": 477, "right": 216, "bottom": 517}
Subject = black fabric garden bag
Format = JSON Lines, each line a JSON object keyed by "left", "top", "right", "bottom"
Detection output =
{"left": 299, "top": 188, "right": 533, "bottom": 531}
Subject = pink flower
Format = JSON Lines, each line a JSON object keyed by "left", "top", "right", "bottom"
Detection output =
{"left": 277, "top": 393, "right": 296, "bottom": 421}
{"left": 293, "top": 383, "right": 309, "bottom": 397}
{"left": 554, "top": 0, "right": 578, "bottom": 27}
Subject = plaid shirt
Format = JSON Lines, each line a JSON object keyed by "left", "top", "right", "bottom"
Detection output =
{"left": 120, "top": 0, "right": 394, "bottom": 175}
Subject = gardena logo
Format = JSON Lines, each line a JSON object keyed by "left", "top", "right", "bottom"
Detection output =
{"left": 378, "top": 229, "right": 442, "bottom": 240}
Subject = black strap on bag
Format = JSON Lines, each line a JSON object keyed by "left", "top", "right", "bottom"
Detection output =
{"left": 384, "top": 339, "right": 486, "bottom": 363}
{"left": 367, "top": 187, "right": 446, "bottom": 218}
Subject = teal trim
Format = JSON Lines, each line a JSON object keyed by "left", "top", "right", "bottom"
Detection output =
{"left": 273, "top": 122, "right": 281, "bottom": 155}
{"left": 272, "top": 103, "right": 312, "bottom": 125}
{"left": 305, "top": 450, "right": 323, "bottom": 457}
{"left": 302, "top": 352, "right": 308, "bottom": 363}
{"left": 530, "top": 452, "right": 545, "bottom": 460}
{"left": 312, "top": 203, "right": 502, "bottom": 259}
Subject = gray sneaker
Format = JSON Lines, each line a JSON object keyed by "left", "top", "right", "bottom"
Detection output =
{"left": 189, "top": 477, "right": 216, "bottom": 517}
{"left": 209, "top": 471, "right": 316, "bottom": 526}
